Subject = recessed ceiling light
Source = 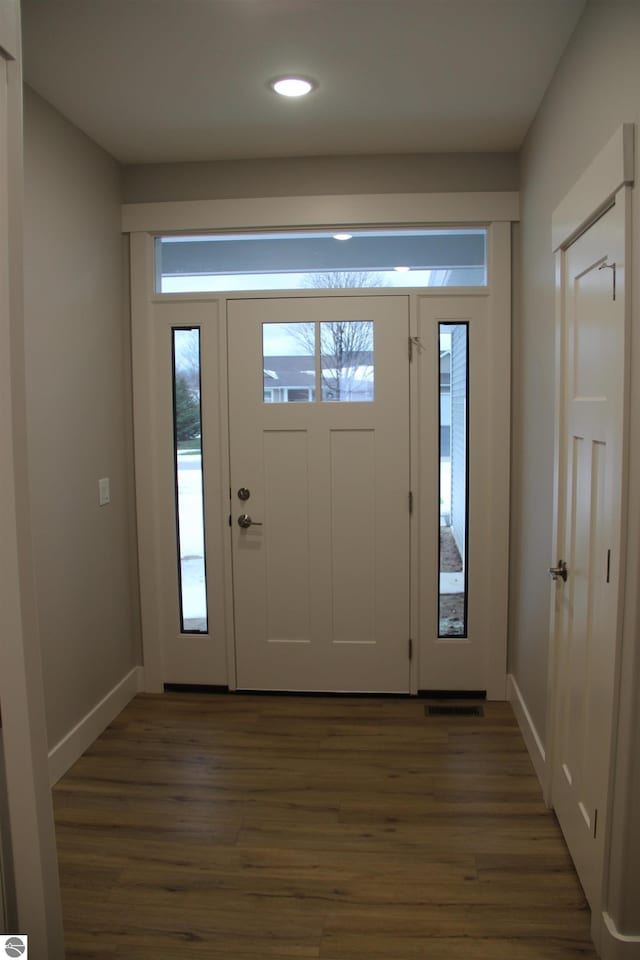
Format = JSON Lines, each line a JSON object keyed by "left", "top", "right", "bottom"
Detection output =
{"left": 333, "top": 233, "right": 353, "bottom": 241}
{"left": 270, "top": 76, "right": 317, "bottom": 98}
{"left": 394, "top": 265, "right": 411, "bottom": 272}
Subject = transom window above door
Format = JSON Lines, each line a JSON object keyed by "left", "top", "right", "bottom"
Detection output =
{"left": 154, "top": 228, "right": 487, "bottom": 293}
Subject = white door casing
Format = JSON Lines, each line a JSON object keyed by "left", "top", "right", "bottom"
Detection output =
{"left": 547, "top": 126, "right": 640, "bottom": 958}
{"left": 228, "top": 295, "right": 411, "bottom": 693}
{"left": 0, "top": 24, "right": 65, "bottom": 951}
{"left": 130, "top": 220, "right": 511, "bottom": 698}
{"left": 0, "top": 56, "right": 7, "bottom": 934}
{"left": 550, "top": 195, "right": 626, "bottom": 911}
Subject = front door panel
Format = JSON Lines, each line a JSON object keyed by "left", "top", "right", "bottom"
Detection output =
{"left": 227, "top": 296, "right": 410, "bottom": 692}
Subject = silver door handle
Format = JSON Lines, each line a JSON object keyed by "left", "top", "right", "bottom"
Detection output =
{"left": 237, "top": 513, "right": 263, "bottom": 529}
{"left": 548, "top": 560, "right": 568, "bottom": 582}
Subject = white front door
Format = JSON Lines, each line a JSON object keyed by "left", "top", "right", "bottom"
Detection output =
{"left": 227, "top": 296, "right": 410, "bottom": 692}
{"left": 551, "top": 196, "right": 625, "bottom": 908}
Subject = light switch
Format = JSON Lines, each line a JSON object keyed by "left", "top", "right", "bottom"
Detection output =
{"left": 98, "top": 477, "right": 110, "bottom": 506}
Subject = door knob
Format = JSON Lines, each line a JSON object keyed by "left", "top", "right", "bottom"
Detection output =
{"left": 237, "top": 513, "right": 263, "bottom": 529}
{"left": 548, "top": 560, "right": 568, "bottom": 582}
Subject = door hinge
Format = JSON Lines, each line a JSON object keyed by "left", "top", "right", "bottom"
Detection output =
{"left": 598, "top": 260, "right": 616, "bottom": 300}
{"left": 409, "top": 637, "right": 413, "bottom": 661}
{"left": 593, "top": 808, "right": 598, "bottom": 840}
{"left": 408, "top": 336, "right": 424, "bottom": 362}
{"left": 229, "top": 514, "right": 232, "bottom": 527}
{"left": 409, "top": 490, "right": 414, "bottom": 514}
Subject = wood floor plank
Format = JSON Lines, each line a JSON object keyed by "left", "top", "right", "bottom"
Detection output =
{"left": 64, "top": 946, "right": 117, "bottom": 960}
{"left": 63, "top": 888, "right": 324, "bottom": 958}
{"left": 320, "top": 902, "right": 594, "bottom": 957}
{"left": 319, "top": 937, "right": 596, "bottom": 960}
{"left": 237, "top": 812, "right": 572, "bottom": 856}
{"left": 54, "top": 693, "right": 596, "bottom": 960}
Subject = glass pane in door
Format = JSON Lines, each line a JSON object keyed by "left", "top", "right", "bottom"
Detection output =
{"left": 172, "top": 328, "right": 207, "bottom": 633}
{"left": 439, "top": 324, "right": 468, "bottom": 637}
{"left": 320, "top": 321, "right": 374, "bottom": 401}
{"left": 263, "top": 322, "right": 316, "bottom": 402}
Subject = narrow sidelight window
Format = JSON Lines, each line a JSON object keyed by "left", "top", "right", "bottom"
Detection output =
{"left": 172, "top": 328, "right": 208, "bottom": 633}
{"left": 439, "top": 323, "right": 468, "bottom": 638}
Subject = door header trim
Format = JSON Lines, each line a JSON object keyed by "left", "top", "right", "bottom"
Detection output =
{"left": 552, "top": 124, "right": 634, "bottom": 252}
{"left": 122, "top": 191, "right": 519, "bottom": 234}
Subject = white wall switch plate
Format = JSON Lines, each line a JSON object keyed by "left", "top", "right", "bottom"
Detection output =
{"left": 98, "top": 477, "right": 110, "bottom": 506}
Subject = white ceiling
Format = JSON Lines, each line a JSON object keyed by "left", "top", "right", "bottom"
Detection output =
{"left": 21, "top": 0, "right": 586, "bottom": 165}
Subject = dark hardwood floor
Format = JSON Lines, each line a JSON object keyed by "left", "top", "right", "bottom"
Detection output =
{"left": 53, "top": 694, "right": 596, "bottom": 959}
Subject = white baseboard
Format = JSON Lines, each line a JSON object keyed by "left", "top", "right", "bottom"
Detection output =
{"left": 48, "top": 666, "right": 144, "bottom": 785}
{"left": 597, "top": 912, "right": 640, "bottom": 960}
{"left": 507, "top": 673, "right": 546, "bottom": 789}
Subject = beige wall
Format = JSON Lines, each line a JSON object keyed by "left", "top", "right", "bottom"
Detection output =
{"left": 122, "top": 150, "right": 519, "bottom": 203}
{"left": 512, "top": 0, "right": 640, "bottom": 743}
{"left": 511, "top": 0, "right": 640, "bottom": 937}
{"left": 23, "top": 88, "right": 140, "bottom": 750}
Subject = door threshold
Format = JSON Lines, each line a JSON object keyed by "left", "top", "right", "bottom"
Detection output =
{"left": 235, "top": 689, "right": 412, "bottom": 699}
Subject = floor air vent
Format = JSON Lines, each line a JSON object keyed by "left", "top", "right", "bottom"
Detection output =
{"left": 426, "top": 705, "right": 484, "bottom": 717}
